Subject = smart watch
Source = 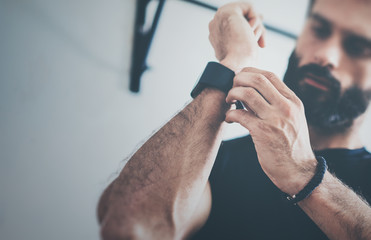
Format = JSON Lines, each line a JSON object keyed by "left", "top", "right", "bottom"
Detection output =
{"left": 191, "top": 62, "right": 235, "bottom": 98}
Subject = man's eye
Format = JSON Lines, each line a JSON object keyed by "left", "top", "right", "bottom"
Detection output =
{"left": 312, "top": 25, "right": 331, "bottom": 39}
{"left": 344, "top": 39, "right": 371, "bottom": 58}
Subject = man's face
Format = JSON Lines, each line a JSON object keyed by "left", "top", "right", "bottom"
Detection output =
{"left": 284, "top": 0, "right": 371, "bottom": 134}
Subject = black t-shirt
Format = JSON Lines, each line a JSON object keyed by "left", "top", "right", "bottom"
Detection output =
{"left": 192, "top": 135, "right": 371, "bottom": 240}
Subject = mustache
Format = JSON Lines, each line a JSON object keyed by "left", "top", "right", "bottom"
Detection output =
{"left": 297, "top": 64, "right": 341, "bottom": 89}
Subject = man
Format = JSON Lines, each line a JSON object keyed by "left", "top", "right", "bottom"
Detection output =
{"left": 98, "top": 0, "right": 371, "bottom": 239}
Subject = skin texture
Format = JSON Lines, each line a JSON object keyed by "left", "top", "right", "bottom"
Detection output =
{"left": 98, "top": 1, "right": 371, "bottom": 239}
{"left": 225, "top": 66, "right": 317, "bottom": 195}
{"left": 296, "top": 0, "right": 371, "bottom": 150}
{"left": 98, "top": 89, "right": 228, "bottom": 240}
{"left": 208, "top": 2, "right": 265, "bottom": 71}
{"left": 98, "top": 3, "right": 265, "bottom": 240}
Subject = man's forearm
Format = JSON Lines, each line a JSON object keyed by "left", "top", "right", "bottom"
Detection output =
{"left": 98, "top": 88, "right": 228, "bottom": 239}
{"left": 299, "top": 171, "right": 371, "bottom": 240}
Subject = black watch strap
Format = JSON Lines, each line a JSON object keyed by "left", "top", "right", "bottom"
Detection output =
{"left": 191, "top": 62, "right": 235, "bottom": 98}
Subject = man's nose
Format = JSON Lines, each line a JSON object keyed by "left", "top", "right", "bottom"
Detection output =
{"left": 312, "top": 35, "right": 343, "bottom": 70}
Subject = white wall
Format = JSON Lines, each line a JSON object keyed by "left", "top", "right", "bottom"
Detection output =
{"left": 0, "top": 0, "right": 370, "bottom": 239}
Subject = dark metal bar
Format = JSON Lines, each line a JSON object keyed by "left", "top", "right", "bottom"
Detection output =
{"left": 130, "top": 0, "right": 166, "bottom": 92}
{"left": 264, "top": 24, "right": 297, "bottom": 40}
{"left": 181, "top": 0, "right": 297, "bottom": 40}
{"left": 130, "top": 0, "right": 298, "bottom": 93}
{"left": 181, "top": 0, "right": 217, "bottom": 11}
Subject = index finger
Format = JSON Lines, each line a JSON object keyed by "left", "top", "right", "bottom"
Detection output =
{"left": 240, "top": 67, "right": 296, "bottom": 99}
{"left": 248, "top": 15, "right": 266, "bottom": 48}
{"left": 238, "top": 4, "right": 265, "bottom": 48}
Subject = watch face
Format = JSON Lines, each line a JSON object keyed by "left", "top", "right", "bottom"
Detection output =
{"left": 191, "top": 62, "right": 235, "bottom": 98}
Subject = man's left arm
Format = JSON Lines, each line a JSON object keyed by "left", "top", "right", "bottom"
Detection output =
{"left": 225, "top": 67, "right": 371, "bottom": 240}
{"left": 299, "top": 170, "right": 371, "bottom": 240}
{"left": 206, "top": 2, "right": 371, "bottom": 238}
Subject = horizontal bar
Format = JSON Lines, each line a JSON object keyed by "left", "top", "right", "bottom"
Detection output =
{"left": 181, "top": 0, "right": 297, "bottom": 40}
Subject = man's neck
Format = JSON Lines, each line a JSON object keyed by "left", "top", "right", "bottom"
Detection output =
{"left": 309, "top": 124, "right": 363, "bottom": 151}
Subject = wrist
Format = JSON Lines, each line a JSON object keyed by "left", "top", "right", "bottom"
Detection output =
{"left": 191, "top": 62, "right": 235, "bottom": 99}
{"left": 194, "top": 88, "right": 230, "bottom": 120}
{"left": 298, "top": 170, "right": 331, "bottom": 204}
{"left": 283, "top": 156, "right": 328, "bottom": 204}
{"left": 199, "top": 87, "right": 228, "bottom": 99}
{"left": 281, "top": 157, "right": 318, "bottom": 196}
{"left": 220, "top": 56, "right": 256, "bottom": 73}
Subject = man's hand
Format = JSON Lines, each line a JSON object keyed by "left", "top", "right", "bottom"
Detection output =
{"left": 225, "top": 67, "right": 317, "bottom": 196}
{"left": 208, "top": 2, "right": 266, "bottom": 72}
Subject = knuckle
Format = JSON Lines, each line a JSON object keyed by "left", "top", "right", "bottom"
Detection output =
{"left": 281, "top": 103, "right": 295, "bottom": 118}
{"left": 217, "top": 4, "right": 228, "bottom": 12}
{"left": 294, "top": 97, "right": 304, "bottom": 109}
{"left": 243, "top": 87, "right": 256, "bottom": 99}
{"left": 218, "top": 11, "right": 230, "bottom": 20}
{"left": 233, "top": 74, "right": 243, "bottom": 86}
{"left": 220, "top": 13, "right": 239, "bottom": 28}
{"left": 254, "top": 74, "right": 267, "bottom": 85}
{"left": 265, "top": 71, "right": 278, "bottom": 81}
{"left": 229, "top": 87, "right": 239, "bottom": 98}
{"left": 291, "top": 94, "right": 301, "bottom": 104}
{"left": 286, "top": 88, "right": 299, "bottom": 100}
{"left": 242, "top": 67, "right": 254, "bottom": 72}
{"left": 208, "top": 20, "right": 213, "bottom": 30}
{"left": 225, "top": 14, "right": 236, "bottom": 25}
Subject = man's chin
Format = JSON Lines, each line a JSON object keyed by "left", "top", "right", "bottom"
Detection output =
{"left": 306, "top": 112, "right": 354, "bottom": 135}
{"left": 283, "top": 50, "right": 370, "bottom": 135}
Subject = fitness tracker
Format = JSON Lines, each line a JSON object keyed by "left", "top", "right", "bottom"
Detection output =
{"left": 191, "top": 62, "right": 235, "bottom": 98}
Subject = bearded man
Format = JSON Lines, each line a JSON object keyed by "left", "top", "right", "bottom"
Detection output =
{"left": 98, "top": 0, "right": 371, "bottom": 239}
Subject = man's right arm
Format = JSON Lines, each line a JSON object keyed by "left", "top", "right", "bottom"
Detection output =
{"left": 97, "top": 2, "right": 265, "bottom": 239}
{"left": 98, "top": 88, "right": 228, "bottom": 240}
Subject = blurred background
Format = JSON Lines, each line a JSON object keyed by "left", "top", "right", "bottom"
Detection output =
{"left": 1, "top": 0, "right": 370, "bottom": 239}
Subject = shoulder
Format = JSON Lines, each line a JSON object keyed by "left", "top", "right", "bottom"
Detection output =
{"left": 360, "top": 147, "right": 371, "bottom": 160}
{"left": 350, "top": 147, "right": 371, "bottom": 168}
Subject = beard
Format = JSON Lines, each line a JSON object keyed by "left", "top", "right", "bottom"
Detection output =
{"left": 283, "top": 50, "right": 371, "bottom": 134}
